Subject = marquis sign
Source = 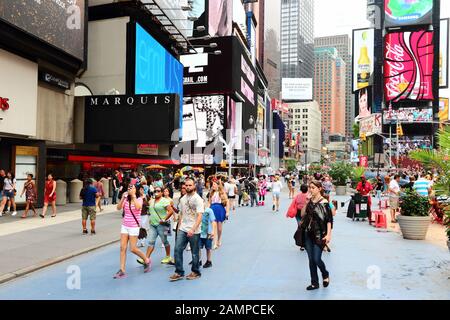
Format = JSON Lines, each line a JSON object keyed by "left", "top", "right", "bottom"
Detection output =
{"left": 85, "top": 94, "right": 179, "bottom": 144}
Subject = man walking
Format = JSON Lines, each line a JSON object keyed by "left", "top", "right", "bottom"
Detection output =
{"left": 413, "top": 175, "right": 432, "bottom": 198}
{"left": 80, "top": 179, "right": 99, "bottom": 235}
{"left": 248, "top": 176, "right": 258, "bottom": 207}
{"left": 112, "top": 170, "right": 120, "bottom": 205}
{"left": 169, "top": 178, "right": 204, "bottom": 281}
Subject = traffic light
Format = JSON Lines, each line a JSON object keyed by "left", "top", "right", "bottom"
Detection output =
{"left": 396, "top": 123, "right": 403, "bottom": 136}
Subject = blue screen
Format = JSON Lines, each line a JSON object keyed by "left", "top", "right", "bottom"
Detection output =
{"left": 135, "top": 23, "right": 184, "bottom": 134}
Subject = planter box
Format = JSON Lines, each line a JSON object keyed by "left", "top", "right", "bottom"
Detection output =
{"left": 397, "top": 215, "right": 430, "bottom": 240}
{"left": 336, "top": 186, "right": 347, "bottom": 196}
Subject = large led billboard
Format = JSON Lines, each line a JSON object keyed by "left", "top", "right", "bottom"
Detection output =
{"left": 282, "top": 78, "right": 313, "bottom": 101}
{"left": 0, "top": 0, "right": 86, "bottom": 61}
{"left": 383, "top": 107, "right": 433, "bottom": 123}
{"left": 384, "top": 30, "right": 434, "bottom": 102}
{"left": 134, "top": 23, "right": 184, "bottom": 131}
{"left": 384, "top": 0, "right": 433, "bottom": 28}
{"left": 352, "top": 28, "right": 375, "bottom": 92}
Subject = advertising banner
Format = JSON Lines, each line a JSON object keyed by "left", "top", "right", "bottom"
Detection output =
{"left": 355, "top": 86, "right": 372, "bottom": 120}
{"left": 281, "top": 78, "right": 313, "bottom": 100}
{"left": 134, "top": 23, "right": 184, "bottom": 133}
{"left": 181, "top": 37, "right": 256, "bottom": 107}
{"left": 360, "top": 113, "right": 382, "bottom": 137}
{"left": 271, "top": 99, "right": 289, "bottom": 114}
{"left": 359, "top": 156, "right": 369, "bottom": 168}
{"left": 439, "top": 98, "right": 449, "bottom": 122}
{"left": 227, "top": 97, "right": 243, "bottom": 150}
{"left": 440, "top": 19, "right": 449, "bottom": 88}
{"left": 84, "top": 94, "right": 179, "bottom": 143}
{"left": 352, "top": 29, "right": 375, "bottom": 92}
{"left": 384, "top": 0, "right": 433, "bottom": 28}
{"left": 233, "top": 0, "right": 247, "bottom": 36}
{"left": 209, "top": 0, "right": 232, "bottom": 37}
{"left": 383, "top": 107, "right": 433, "bottom": 124}
{"left": 181, "top": 103, "right": 198, "bottom": 142}
{"left": 0, "top": 0, "right": 86, "bottom": 61}
{"left": 137, "top": 144, "right": 158, "bottom": 156}
{"left": 191, "top": 95, "right": 225, "bottom": 148}
{"left": 384, "top": 30, "right": 434, "bottom": 102}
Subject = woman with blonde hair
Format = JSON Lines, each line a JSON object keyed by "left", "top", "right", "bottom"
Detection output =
{"left": 208, "top": 180, "right": 229, "bottom": 250}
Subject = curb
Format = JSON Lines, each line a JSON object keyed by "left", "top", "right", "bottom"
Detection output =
{"left": 0, "top": 238, "right": 120, "bottom": 285}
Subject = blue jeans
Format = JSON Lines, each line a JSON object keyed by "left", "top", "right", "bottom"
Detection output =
{"left": 304, "top": 233, "right": 329, "bottom": 286}
{"left": 250, "top": 192, "right": 258, "bottom": 207}
{"left": 174, "top": 231, "right": 201, "bottom": 276}
{"left": 112, "top": 188, "right": 119, "bottom": 204}
{"left": 147, "top": 224, "right": 170, "bottom": 247}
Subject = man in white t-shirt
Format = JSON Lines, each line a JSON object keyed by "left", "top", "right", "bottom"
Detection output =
{"left": 388, "top": 174, "right": 401, "bottom": 223}
{"left": 170, "top": 178, "right": 204, "bottom": 282}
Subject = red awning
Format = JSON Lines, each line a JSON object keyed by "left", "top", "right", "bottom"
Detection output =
{"left": 68, "top": 155, "right": 179, "bottom": 165}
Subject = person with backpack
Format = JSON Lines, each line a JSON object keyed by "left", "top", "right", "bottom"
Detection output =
{"left": 287, "top": 184, "right": 309, "bottom": 251}
{"left": 248, "top": 176, "right": 258, "bottom": 207}
{"left": 79, "top": 179, "right": 99, "bottom": 235}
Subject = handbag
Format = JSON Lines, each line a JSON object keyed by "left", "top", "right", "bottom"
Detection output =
{"left": 286, "top": 199, "right": 297, "bottom": 218}
{"left": 153, "top": 200, "right": 171, "bottom": 229}
{"left": 129, "top": 202, "right": 147, "bottom": 240}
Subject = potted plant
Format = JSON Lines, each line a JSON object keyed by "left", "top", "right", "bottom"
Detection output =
{"left": 329, "top": 161, "right": 353, "bottom": 196}
{"left": 410, "top": 127, "right": 450, "bottom": 245}
{"left": 351, "top": 166, "right": 366, "bottom": 188}
{"left": 397, "top": 191, "right": 431, "bottom": 240}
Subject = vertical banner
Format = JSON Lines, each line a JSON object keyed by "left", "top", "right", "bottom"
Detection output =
{"left": 352, "top": 29, "right": 375, "bottom": 92}
{"left": 181, "top": 103, "right": 198, "bottom": 142}
{"left": 440, "top": 19, "right": 449, "bottom": 88}
{"left": 384, "top": 30, "right": 434, "bottom": 102}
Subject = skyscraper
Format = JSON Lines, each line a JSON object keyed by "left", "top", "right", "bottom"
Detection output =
{"left": 314, "top": 47, "right": 346, "bottom": 141}
{"left": 280, "top": 0, "right": 314, "bottom": 80}
{"left": 315, "top": 35, "right": 353, "bottom": 139}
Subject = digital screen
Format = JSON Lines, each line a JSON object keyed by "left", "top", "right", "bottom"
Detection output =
{"left": 135, "top": 23, "right": 184, "bottom": 131}
{"left": 384, "top": 31, "right": 434, "bottom": 102}
{"left": 209, "top": 0, "right": 232, "bottom": 37}
{"left": 383, "top": 108, "right": 433, "bottom": 123}
{"left": 0, "top": 0, "right": 85, "bottom": 60}
{"left": 384, "top": 0, "right": 433, "bottom": 27}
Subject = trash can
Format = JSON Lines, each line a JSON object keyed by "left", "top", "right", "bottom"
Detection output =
{"left": 70, "top": 179, "right": 83, "bottom": 203}
{"left": 352, "top": 193, "right": 368, "bottom": 221}
{"left": 56, "top": 180, "right": 67, "bottom": 206}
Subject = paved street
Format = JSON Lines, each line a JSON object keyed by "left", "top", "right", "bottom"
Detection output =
{"left": 0, "top": 190, "right": 448, "bottom": 300}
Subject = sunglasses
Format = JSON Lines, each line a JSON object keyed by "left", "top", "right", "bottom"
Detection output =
{"left": 155, "top": 190, "right": 162, "bottom": 193}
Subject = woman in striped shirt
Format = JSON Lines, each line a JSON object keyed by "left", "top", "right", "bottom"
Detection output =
{"left": 114, "top": 184, "right": 151, "bottom": 279}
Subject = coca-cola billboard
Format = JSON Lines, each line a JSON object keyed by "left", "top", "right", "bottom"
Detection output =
{"left": 384, "top": 30, "right": 434, "bottom": 102}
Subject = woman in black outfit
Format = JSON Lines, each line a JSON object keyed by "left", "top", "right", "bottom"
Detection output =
{"left": 300, "top": 180, "right": 333, "bottom": 290}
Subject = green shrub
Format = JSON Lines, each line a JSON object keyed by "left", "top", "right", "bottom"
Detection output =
{"left": 400, "top": 191, "right": 431, "bottom": 217}
{"left": 329, "top": 162, "right": 353, "bottom": 186}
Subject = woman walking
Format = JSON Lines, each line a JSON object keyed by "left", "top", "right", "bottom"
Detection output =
{"left": 114, "top": 184, "right": 150, "bottom": 279}
{"left": 20, "top": 174, "right": 37, "bottom": 218}
{"left": 299, "top": 180, "right": 333, "bottom": 290}
{"left": 40, "top": 173, "right": 57, "bottom": 218}
{"left": 208, "top": 180, "right": 229, "bottom": 250}
{"left": 138, "top": 186, "right": 174, "bottom": 266}
{"left": 95, "top": 179, "right": 105, "bottom": 212}
{"left": 271, "top": 175, "right": 283, "bottom": 212}
{"left": 137, "top": 185, "right": 150, "bottom": 248}
{"left": 0, "top": 171, "right": 17, "bottom": 216}
{"left": 289, "top": 176, "right": 296, "bottom": 199}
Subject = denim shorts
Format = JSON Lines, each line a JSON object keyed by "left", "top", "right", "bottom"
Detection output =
{"left": 273, "top": 191, "right": 280, "bottom": 199}
{"left": 200, "top": 237, "right": 213, "bottom": 250}
{"left": 3, "top": 190, "right": 14, "bottom": 199}
{"left": 148, "top": 224, "right": 170, "bottom": 247}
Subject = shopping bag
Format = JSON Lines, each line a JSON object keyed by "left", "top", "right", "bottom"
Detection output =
{"left": 286, "top": 199, "right": 297, "bottom": 218}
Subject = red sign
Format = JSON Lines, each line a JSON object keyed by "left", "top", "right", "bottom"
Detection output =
{"left": 359, "top": 156, "right": 369, "bottom": 168}
{"left": 0, "top": 97, "right": 10, "bottom": 111}
{"left": 271, "top": 98, "right": 289, "bottom": 114}
{"left": 384, "top": 31, "right": 434, "bottom": 102}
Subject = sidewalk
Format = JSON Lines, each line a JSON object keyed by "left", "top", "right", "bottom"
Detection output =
{"left": 0, "top": 202, "right": 123, "bottom": 284}
{"left": 332, "top": 194, "right": 448, "bottom": 249}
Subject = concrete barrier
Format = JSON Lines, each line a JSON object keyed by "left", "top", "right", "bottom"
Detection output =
{"left": 56, "top": 180, "right": 67, "bottom": 206}
{"left": 70, "top": 179, "right": 83, "bottom": 203}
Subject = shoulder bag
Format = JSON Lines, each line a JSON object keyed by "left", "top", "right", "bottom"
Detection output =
{"left": 153, "top": 199, "right": 171, "bottom": 229}
{"left": 128, "top": 201, "right": 147, "bottom": 240}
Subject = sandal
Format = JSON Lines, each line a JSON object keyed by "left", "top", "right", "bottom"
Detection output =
{"left": 39, "top": 214, "right": 45, "bottom": 218}
{"left": 51, "top": 215, "right": 56, "bottom": 218}
{"left": 323, "top": 278, "right": 330, "bottom": 288}
{"left": 21, "top": 215, "right": 27, "bottom": 219}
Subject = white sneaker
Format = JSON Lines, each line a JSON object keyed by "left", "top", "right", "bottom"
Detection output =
{"left": 12, "top": 211, "right": 17, "bottom": 216}
{"left": 0, "top": 212, "right": 2, "bottom": 217}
